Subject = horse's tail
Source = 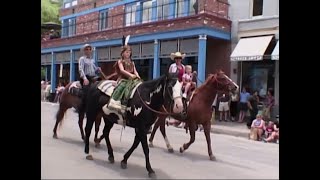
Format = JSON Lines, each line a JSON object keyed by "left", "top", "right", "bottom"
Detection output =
{"left": 56, "top": 82, "right": 73, "bottom": 130}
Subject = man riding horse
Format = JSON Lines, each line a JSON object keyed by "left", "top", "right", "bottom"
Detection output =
{"left": 78, "top": 43, "right": 102, "bottom": 112}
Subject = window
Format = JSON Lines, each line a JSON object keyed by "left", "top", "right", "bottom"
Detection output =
{"left": 99, "top": 10, "right": 108, "bottom": 30}
{"left": 68, "top": 18, "right": 76, "bottom": 36}
{"left": 125, "top": 3, "right": 137, "bottom": 26}
{"left": 142, "top": 1, "right": 153, "bottom": 23}
{"left": 157, "top": 0, "right": 170, "bottom": 20}
{"left": 252, "top": 0, "right": 263, "bottom": 16}
{"left": 189, "top": 0, "right": 197, "bottom": 15}
{"left": 175, "top": 0, "right": 186, "bottom": 18}
{"left": 62, "top": 18, "right": 76, "bottom": 37}
{"left": 63, "top": 0, "right": 77, "bottom": 8}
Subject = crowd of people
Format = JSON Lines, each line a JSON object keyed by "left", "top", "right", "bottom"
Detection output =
{"left": 41, "top": 41, "right": 279, "bottom": 143}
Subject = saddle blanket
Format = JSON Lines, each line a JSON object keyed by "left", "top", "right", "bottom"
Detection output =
{"left": 97, "top": 80, "right": 143, "bottom": 98}
{"left": 68, "top": 81, "right": 81, "bottom": 93}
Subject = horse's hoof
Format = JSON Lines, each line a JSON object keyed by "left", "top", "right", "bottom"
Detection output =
{"left": 149, "top": 142, "right": 154, "bottom": 148}
{"left": 179, "top": 147, "right": 184, "bottom": 153}
{"left": 210, "top": 155, "right": 216, "bottom": 161}
{"left": 53, "top": 134, "right": 58, "bottom": 139}
{"left": 108, "top": 156, "right": 115, "bottom": 164}
{"left": 121, "top": 161, "right": 127, "bottom": 169}
{"left": 168, "top": 148, "right": 174, "bottom": 153}
{"left": 86, "top": 155, "right": 93, "bottom": 160}
{"left": 148, "top": 172, "right": 156, "bottom": 178}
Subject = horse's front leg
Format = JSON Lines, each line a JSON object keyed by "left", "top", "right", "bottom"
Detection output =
{"left": 139, "top": 128, "right": 156, "bottom": 178}
{"left": 180, "top": 121, "right": 196, "bottom": 153}
{"left": 94, "top": 113, "right": 102, "bottom": 147}
{"left": 78, "top": 111, "right": 85, "bottom": 141}
{"left": 84, "top": 111, "right": 96, "bottom": 160}
{"left": 103, "top": 118, "right": 115, "bottom": 163}
{"left": 121, "top": 130, "right": 140, "bottom": 169}
{"left": 203, "top": 121, "right": 216, "bottom": 161}
{"left": 158, "top": 116, "right": 174, "bottom": 153}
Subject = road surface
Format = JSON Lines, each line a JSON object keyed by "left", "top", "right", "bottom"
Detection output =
{"left": 41, "top": 102, "right": 279, "bottom": 179}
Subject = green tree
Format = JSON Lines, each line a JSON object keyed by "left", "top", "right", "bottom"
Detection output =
{"left": 41, "top": 0, "right": 61, "bottom": 24}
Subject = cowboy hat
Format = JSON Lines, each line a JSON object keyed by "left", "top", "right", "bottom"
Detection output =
{"left": 170, "top": 52, "right": 186, "bottom": 60}
{"left": 81, "top": 44, "right": 92, "bottom": 51}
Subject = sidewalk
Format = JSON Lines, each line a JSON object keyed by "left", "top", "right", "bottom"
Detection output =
{"left": 210, "top": 121, "right": 249, "bottom": 138}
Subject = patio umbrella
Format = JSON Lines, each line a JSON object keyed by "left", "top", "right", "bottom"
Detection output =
{"left": 41, "top": 22, "right": 61, "bottom": 30}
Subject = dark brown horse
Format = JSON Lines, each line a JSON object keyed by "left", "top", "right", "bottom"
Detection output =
{"left": 52, "top": 72, "right": 118, "bottom": 145}
{"left": 148, "top": 70, "right": 238, "bottom": 160}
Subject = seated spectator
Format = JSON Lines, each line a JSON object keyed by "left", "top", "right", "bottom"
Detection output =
{"left": 249, "top": 114, "right": 265, "bottom": 141}
{"left": 264, "top": 121, "right": 274, "bottom": 138}
{"left": 263, "top": 121, "right": 279, "bottom": 143}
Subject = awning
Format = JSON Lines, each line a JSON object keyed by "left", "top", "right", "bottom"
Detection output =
{"left": 271, "top": 40, "right": 279, "bottom": 60}
{"left": 230, "top": 35, "right": 273, "bottom": 61}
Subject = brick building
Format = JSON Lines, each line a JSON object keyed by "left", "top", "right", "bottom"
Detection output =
{"left": 41, "top": 0, "right": 232, "bottom": 93}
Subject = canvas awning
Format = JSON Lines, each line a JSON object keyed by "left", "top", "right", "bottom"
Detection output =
{"left": 230, "top": 35, "right": 273, "bottom": 61}
{"left": 271, "top": 40, "right": 279, "bottom": 60}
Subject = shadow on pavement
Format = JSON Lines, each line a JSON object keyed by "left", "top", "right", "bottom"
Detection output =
{"left": 92, "top": 157, "right": 171, "bottom": 179}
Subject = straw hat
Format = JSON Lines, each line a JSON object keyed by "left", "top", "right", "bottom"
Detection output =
{"left": 170, "top": 52, "right": 186, "bottom": 60}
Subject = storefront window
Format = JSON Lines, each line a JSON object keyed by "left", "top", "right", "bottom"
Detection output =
{"left": 241, "top": 60, "right": 275, "bottom": 99}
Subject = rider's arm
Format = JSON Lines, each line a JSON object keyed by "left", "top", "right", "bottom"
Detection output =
{"left": 92, "top": 59, "right": 99, "bottom": 73}
{"left": 132, "top": 62, "right": 141, "bottom": 79}
{"left": 118, "top": 60, "right": 135, "bottom": 79}
{"left": 78, "top": 57, "right": 87, "bottom": 80}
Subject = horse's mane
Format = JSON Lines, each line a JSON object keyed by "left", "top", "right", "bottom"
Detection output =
{"left": 140, "top": 75, "right": 166, "bottom": 90}
{"left": 193, "top": 74, "right": 215, "bottom": 94}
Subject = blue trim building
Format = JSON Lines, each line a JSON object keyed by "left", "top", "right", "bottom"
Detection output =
{"left": 41, "top": 0, "right": 232, "bottom": 93}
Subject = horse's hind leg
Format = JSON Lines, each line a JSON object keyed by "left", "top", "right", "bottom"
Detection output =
{"left": 78, "top": 111, "right": 85, "bottom": 141}
{"left": 180, "top": 121, "right": 196, "bottom": 153}
{"left": 53, "top": 104, "right": 68, "bottom": 139}
{"left": 148, "top": 117, "right": 160, "bottom": 147}
{"left": 103, "top": 118, "right": 115, "bottom": 163}
{"left": 159, "top": 116, "right": 174, "bottom": 153}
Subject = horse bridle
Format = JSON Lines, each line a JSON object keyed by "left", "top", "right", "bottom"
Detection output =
{"left": 136, "top": 77, "right": 186, "bottom": 117}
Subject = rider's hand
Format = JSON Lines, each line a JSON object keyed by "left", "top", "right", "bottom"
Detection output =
{"left": 84, "top": 79, "right": 89, "bottom": 85}
{"left": 131, "top": 75, "right": 137, "bottom": 79}
{"left": 97, "top": 67, "right": 102, "bottom": 72}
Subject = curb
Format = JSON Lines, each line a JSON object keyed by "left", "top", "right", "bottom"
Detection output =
{"left": 210, "top": 127, "right": 248, "bottom": 138}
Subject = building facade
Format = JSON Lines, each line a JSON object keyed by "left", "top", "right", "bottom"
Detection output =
{"left": 228, "top": 0, "right": 279, "bottom": 115}
{"left": 41, "top": 0, "right": 232, "bottom": 94}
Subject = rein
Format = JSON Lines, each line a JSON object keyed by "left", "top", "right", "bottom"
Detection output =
{"left": 136, "top": 83, "right": 186, "bottom": 117}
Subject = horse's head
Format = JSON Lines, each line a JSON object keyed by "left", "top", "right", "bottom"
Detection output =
{"left": 163, "top": 72, "right": 184, "bottom": 114}
{"left": 207, "top": 69, "right": 238, "bottom": 93}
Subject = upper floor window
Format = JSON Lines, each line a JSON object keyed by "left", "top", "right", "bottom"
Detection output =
{"left": 175, "top": 0, "right": 187, "bottom": 18}
{"left": 142, "top": 0, "right": 153, "bottom": 23}
{"left": 99, "top": 10, "right": 108, "bottom": 30}
{"left": 63, "top": 0, "right": 77, "bottom": 8}
{"left": 252, "top": 0, "right": 263, "bottom": 16}
{"left": 125, "top": 3, "right": 138, "bottom": 26}
{"left": 190, "top": 0, "right": 197, "bottom": 15}
{"left": 62, "top": 18, "right": 76, "bottom": 37}
{"left": 157, "top": 0, "right": 170, "bottom": 20}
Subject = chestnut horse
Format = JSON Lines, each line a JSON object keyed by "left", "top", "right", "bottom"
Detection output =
{"left": 52, "top": 72, "right": 118, "bottom": 144}
{"left": 148, "top": 70, "right": 238, "bottom": 160}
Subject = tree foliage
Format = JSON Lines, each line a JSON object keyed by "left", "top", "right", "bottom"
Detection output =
{"left": 41, "top": 0, "right": 61, "bottom": 24}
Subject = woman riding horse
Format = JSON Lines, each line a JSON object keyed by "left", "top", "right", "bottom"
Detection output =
{"left": 149, "top": 70, "right": 238, "bottom": 161}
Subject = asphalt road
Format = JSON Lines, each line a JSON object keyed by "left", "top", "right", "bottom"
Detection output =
{"left": 41, "top": 102, "right": 279, "bottom": 179}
